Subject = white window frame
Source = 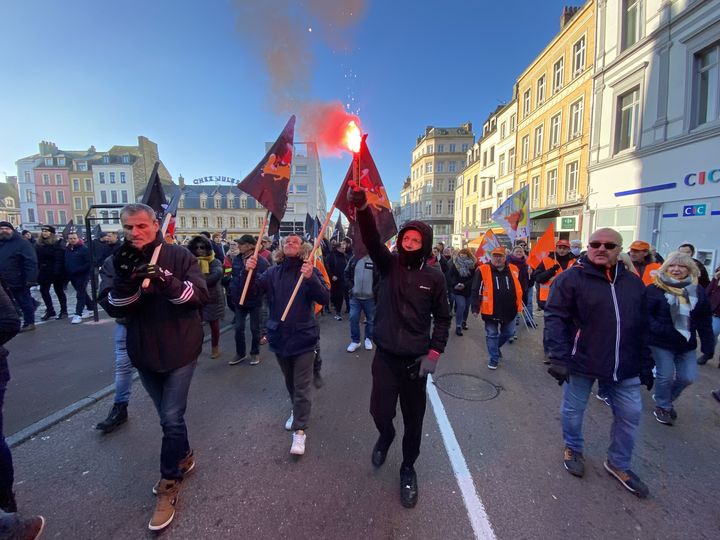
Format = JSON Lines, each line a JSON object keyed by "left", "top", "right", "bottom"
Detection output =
{"left": 534, "top": 125, "right": 544, "bottom": 158}
{"left": 566, "top": 161, "right": 579, "bottom": 201}
{"left": 523, "top": 89, "right": 532, "bottom": 118}
{"left": 553, "top": 57, "right": 564, "bottom": 93}
{"left": 531, "top": 175, "right": 540, "bottom": 206}
{"left": 569, "top": 98, "right": 584, "bottom": 140}
{"left": 536, "top": 75, "right": 546, "bottom": 106}
{"left": 550, "top": 112, "right": 562, "bottom": 148}
{"left": 693, "top": 41, "right": 720, "bottom": 128}
{"left": 615, "top": 87, "right": 641, "bottom": 152}
{"left": 546, "top": 169, "right": 557, "bottom": 205}
{"left": 621, "top": 0, "right": 644, "bottom": 51}
{"left": 572, "top": 36, "right": 586, "bottom": 77}
{"left": 521, "top": 135, "right": 529, "bottom": 164}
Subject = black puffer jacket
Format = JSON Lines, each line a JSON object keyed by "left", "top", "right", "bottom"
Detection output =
{"left": 0, "top": 231, "right": 38, "bottom": 288}
{"left": 36, "top": 236, "right": 65, "bottom": 282}
{"left": 98, "top": 236, "right": 209, "bottom": 373}
{"left": 646, "top": 282, "right": 715, "bottom": 355}
{"left": 356, "top": 208, "right": 451, "bottom": 357}
{"left": 544, "top": 256, "right": 652, "bottom": 382}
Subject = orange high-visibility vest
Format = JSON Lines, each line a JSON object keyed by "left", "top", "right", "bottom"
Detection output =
{"left": 633, "top": 262, "right": 661, "bottom": 285}
{"left": 479, "top": 263, "right": 523, "bottom": 316}
{"left": 538, "top": 256, "right": 576, "bottom": 302}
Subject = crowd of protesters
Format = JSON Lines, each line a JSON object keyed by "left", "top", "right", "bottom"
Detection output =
{"left": 0, "top": 200, "right": 718, "bottom": 536}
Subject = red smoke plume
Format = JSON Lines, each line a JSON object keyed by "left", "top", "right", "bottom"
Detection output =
{"left": 298, "top": 101, "right": 361, "bottom": 157}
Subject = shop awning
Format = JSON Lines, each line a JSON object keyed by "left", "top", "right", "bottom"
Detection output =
{"left": 529, "top": 208, "right": 559, "bottom": 220}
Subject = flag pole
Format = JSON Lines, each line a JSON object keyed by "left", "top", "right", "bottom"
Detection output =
{"left": 239, "top": 210, "right": 270, "bottom": 305}
{"left": 142, "top": 212, "right": 173, "bottom": 289}
{"left": 280, "top": 204, "right": 336, "bottom": 322}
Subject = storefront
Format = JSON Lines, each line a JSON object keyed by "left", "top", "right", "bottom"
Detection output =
{"left": 586, "top": 136, "right": 720, "bottom": 274}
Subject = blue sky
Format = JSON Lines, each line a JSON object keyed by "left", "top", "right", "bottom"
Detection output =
{"left": 0, "top": 0, "right": 585, "bottom": 205}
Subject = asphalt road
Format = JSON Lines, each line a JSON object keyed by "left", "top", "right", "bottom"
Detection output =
{"left": 7, "top": 310, "right": 720, "bottom": 539}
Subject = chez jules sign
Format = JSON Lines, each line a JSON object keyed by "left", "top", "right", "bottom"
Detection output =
{"left": 192, "top": 176, "right": 239, "bottom": 185}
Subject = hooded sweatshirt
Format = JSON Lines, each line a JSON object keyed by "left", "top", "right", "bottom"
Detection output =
{"left": 356, "top": 209, "right": 451, "bottom": 357}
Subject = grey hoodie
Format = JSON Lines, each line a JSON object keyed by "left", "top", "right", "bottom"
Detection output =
{"left": 352, "top": 255, "right": 375, "bottom": 299}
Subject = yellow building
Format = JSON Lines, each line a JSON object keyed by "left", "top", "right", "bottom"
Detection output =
{"left": 458, "top": 144, "right": 482, "bottom": 239}
{"left": 69, "top": 161, "right": 96, "bottom": 226}
{"left": 514, "top": 2, "right": 595, "bottom": 240}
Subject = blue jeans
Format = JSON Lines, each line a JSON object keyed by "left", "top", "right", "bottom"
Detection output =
{"left": 8, "top": 287, "right": 34, "bottom": 327}
{"left": 113, "top": 324, "right": 133, "bottom": 404}
{"left": 138, "top": 361, "right": 197, "bottom": 480}
{"left": 0, "top": 384, "right": 14, "bottom": 505}
{"left": 561, "top": 374, "right": 642, "bottom": 471}
{"left": 349, "top": 297, "right": 375, "bottom": 343}
{"left": 484, "top": 319, "right": 516, "bottom": 362}
{"left": 453, "top": 294, "right": 470, "bottom": 328}
{"left": 649, "top": 346, "right": 697, "bottom": 410}
{"left": 712, "top": 316, "right": 720, "bottom": 355}
{"left": 235, "top": 305, "right": 261, "bottom": 357}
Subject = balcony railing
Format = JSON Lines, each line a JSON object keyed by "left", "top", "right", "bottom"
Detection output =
{"left": 566, "top": 189, "right": 578, "bottom": 201}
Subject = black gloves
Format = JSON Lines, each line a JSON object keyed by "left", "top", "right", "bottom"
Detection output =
{"left": 347, "top": 187, "right": 367, "bottom": 210}
{"left": 553, "top": 264, "right": 561, "bottom": 273}
{"left": 639, "top": 368, "right": 654, "bottom": 392}
{"left": 419, "top": 355, "right": 438, "bottom": 377}
{"left": 547, "top": 362, "right": 569, "bottom": 386}
{"left": 113, "top": 242, "right": 145, "bottom": 279}
{"left": 134, "top": 264, "right": 172, "bottom": 288}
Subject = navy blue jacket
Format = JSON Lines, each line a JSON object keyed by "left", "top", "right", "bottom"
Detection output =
{"left": 245, "top": 256, "right": 329, "bottom": 357}
{"left": 36, "top": 236, "right": 65, "bottom": 282}
{"left": 646, "top": 283, "right": 715, "bottom": 356}
{"left": 64, "top": 242, "right": 92, "bottom": 277}
{"left": 0, "top": 231, "right": 38, "bottom": 288}
{"left": 229, "top": 253, "right": 269, "bottom": 308}
{"left": 544, "top": 256, "right": 652, "bottom": 382}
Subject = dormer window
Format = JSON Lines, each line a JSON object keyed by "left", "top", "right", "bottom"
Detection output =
{"left": 121, "top": 155, "right": 130, "bottom": 164}
{"left": 4, "top": 198, "right": 13, "bottom": 208}
{"left": 45, "top": 158, "right": 53, "bottom": 166}
{"left": 102, "top": 155, "right": 110, "bottom": 164}
{"left": 77, "top": 161, "right": 88, "bottom": 172}
{"left": 58, "top": 157, "right": 66, "bottom": 166}
{"left": 200, "top": 194, "right": 207, "bottom": 209}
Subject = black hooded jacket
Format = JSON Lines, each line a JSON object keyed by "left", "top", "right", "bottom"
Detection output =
{"left": 356, "top": 208, "right": 451, "bottom": 358}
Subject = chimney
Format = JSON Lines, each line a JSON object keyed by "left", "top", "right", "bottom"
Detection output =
{"left": 463, "top": 121, "right": 473, "bottom": 133}
{"left": 178, "top": 175, "right": 185, "bottom": 189}
{"left": 88, "top": 145, "right": 96, "bottom": 154}
{"left": 560, "top": 6, "right": 580, "bottom": 30}
{"left": 38, "top": 141, "right": 58, "bottom": 156}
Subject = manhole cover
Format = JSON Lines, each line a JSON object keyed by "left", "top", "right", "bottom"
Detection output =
{"left": 433, "top": 373, "right": 502, "bottom": 401}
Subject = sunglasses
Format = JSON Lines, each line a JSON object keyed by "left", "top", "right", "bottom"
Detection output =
{"left": 588, "top": 241, "right": 619, "bottom": 250}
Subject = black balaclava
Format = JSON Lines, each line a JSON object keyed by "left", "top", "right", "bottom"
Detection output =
{"left": 397, "top": 220, "right": 433, "bottom": 269}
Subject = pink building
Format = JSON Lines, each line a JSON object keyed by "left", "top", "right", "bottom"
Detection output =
{"left": 34, "top": 154, "right": 73, "bottom": 226}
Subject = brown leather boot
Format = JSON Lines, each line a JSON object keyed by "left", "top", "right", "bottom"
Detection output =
{"left": 210, "top": 346, "right": 221, "bottom": 359}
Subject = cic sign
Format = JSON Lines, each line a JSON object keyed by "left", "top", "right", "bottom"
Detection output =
{"left": 684, "top": 169, "right": 720, "bottom": 186}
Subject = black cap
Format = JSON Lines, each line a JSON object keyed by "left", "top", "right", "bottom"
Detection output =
{"left": 41, "top": 225, "right": 56, "bottom": 234}
{"left": 238, "top": 234, "right": 256, "bottom": 245}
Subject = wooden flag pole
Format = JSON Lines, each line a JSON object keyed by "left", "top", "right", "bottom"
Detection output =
{"left": 239, "top": 210, "right": 270, "bottom": 305}
{"left": 280, "top": 204, "right": 336, "bottom": 322}
{"left": 142, "top": 212, "right": 173, "bottom": 289}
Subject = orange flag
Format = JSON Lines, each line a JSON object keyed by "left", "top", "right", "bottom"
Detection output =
{"left": 475, "top": 230, "right": 501, "bottom": 262}
{"left": 527, "top": 223, "right": 556, "bottom": 269}
{"left": 313, "top": 253, "right": 330, "bottom": 315}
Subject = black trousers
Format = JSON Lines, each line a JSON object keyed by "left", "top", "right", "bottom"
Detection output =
{"left": 370, "top": 348, "right": 427, "bottom": 467}
{"left": 39, "top": 278, "right": 67, "bottom": 314}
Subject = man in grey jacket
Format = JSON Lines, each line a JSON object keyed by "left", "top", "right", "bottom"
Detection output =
{"left": 344, "top": 254, "right": 378, "bottom": 352}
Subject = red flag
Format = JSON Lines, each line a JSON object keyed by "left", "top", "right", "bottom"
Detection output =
{"left": 237, "top": 116, "right": 295, "bottom": 235}
{"left": 527, "top": 223, "right": 556, "bottom": 269}
{"left": 334, "top": 136, "right": 397, "bottom": 257}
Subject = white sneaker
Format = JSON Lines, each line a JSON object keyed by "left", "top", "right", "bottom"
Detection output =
{"left": 284, "top": 411, "right": 294, "bottom": 431}
{"left": 71, "top": 315, "right": 82, "bottom": 324}
{"left": 364, "top": 338, "right": 373, "bottom": 350}
{"left": 81, "top": 310, "right": 94, "bottom": 319}
{"left": 290, "top": 430, "right": 306, "bottom": 455}
{"left": 347, "top": 342, "right": 361, "bottom": 353}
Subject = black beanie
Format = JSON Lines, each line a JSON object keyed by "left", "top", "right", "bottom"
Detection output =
{"left": 41, "top": 225, "right": 56, "bottom": 234}
{"left": 0, "top": 221, "right": 14, "bottom": 230}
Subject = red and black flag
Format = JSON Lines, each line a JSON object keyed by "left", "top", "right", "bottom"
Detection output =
{"left": 334, "top": 137, "right": 397, "bottom": 257}
{"left": 237, "top": 115, "right": 295, "bottom": 236}
{"left": 304, "top": 213, "right": 314, "bottom": 241}
{"left": 140, "top": 161, "right": 179, "bottom": 226}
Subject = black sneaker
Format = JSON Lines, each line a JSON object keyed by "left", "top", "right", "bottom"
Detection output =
{"left": 487, "top": 359, "right": 498, "bottom": 370}
{"left": 95, "top": 403, "right": 128, "bottom": 433}
{"left": 712, "top": 390, "right": 720, "bottom": 403}
{"left": 603, "top": 460, "right": 649, "bottom": 498}
{"left": 563, "top": 447, "right": 585, "bottom": 477}
{"left": 461, "top": 322, "right": 468, "bottom": 330}
{"left": 313, "top": 371, "right": 324, "bottom": 389}
{"left": 669, "top": 408, "right": 677, "bottom": 421}
{"left": 455, "top": 328, "right": 463, "bottom": 336}
{"left": 653, "top": 407, "right": 673, "bottom": 426}
{"left": 40, "top": 311, "right": 56, "bottom": 321}
{"left": 55, "top": 311, "right": 68, "bottom": 320}
{"left": 399, "top": 464, "right": 418, "bottom": 508}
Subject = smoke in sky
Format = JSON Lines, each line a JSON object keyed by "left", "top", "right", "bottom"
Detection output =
{"left": 234, "top": 0, "right": 367, "bottom": 154}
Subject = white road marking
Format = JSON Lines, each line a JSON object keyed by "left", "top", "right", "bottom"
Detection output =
{"left": 427, "top": 374, "right": 496, "bottom": 540}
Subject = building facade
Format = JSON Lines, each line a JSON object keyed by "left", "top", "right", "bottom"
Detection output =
{"left": 92, "top": 154, "right": 135, "bottom": 226}
{"left": 0, "top": 177, "right": 21, "bottom": 228}
{"left": 495, "top": 100, "right": 519, "bottom": 211}
{"left": 34, "top": 154, "right": 72, "bottom": 227}
{"left": 401, "top": 123, "right": 474, "bottom": 245}
{"left": 587, "top": 0, "right": 720, "bottom": 271}
{"left": 514, "top": 2, "right": 595, "bottom": 240}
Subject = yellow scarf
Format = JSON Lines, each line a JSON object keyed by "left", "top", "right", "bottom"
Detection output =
{"left": 197, "top": 253, "right": 215, "bottom": 274}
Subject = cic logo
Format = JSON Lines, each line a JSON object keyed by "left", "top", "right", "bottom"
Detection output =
{"left": 684, "top": 169, "right": 720, "bottom": 186}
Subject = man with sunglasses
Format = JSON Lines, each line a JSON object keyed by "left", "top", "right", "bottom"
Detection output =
{"left": 544, "top": 228, "right": 654, "bottom": 499}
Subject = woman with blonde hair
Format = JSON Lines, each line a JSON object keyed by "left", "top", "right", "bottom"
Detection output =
{"left": 646, "top": 251, "right": 715, "bottom": 425}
